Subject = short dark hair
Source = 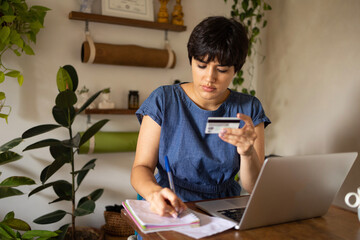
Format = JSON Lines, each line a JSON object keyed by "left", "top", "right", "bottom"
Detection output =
{"left": 187, "top": 16, "right": 248, "bottom": 73}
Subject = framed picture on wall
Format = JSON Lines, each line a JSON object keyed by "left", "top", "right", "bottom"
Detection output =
{"left": 102, "top": 0, "right": 154, "bottom": 21}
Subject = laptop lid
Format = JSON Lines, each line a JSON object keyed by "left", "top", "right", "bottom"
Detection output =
{"left": 195, "top": 152, "right": 358, "bottom": 230}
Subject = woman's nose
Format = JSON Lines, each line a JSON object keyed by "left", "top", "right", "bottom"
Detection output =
{"left": 205, "top": 68, "right": 216, "bottom": 82}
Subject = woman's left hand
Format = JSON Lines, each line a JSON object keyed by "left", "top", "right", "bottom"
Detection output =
{"left": 218, "top": 113, "right": 257, "bottom": 156}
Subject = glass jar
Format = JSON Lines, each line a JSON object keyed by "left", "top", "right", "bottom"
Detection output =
{"left": 128, "top": 91, "right": 139, "bottom": 109}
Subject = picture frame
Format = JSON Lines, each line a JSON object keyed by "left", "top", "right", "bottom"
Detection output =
{"left": 101, "top": 0, "right": 154, "bottom": 22}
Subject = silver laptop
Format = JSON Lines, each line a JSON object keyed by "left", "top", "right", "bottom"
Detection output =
{"left": 195, "top": 152, "right": 358, "bottom": 230}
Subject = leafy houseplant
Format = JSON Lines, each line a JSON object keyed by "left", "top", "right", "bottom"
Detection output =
{"left": 224, "top": 0, "right": 272, "bottom": 95}
{"left": 0, "top": 0, "right": 50, "bottom": 123}
{"left": 21, "top": 65, "right": 109, "bottom": 240}
{"left": 0, "top": 138, "right": 58, "bottom": 239}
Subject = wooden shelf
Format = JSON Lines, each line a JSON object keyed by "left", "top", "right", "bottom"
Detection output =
{"left": 69, "top": 11, "right": 187, "bottom": 32}
{"left": 83, "top": 108, "right": 138, "bottom": 115}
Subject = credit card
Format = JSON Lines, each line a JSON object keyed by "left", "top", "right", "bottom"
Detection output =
{"left": 205, "top": 117, "right": 241, "bottom": 134}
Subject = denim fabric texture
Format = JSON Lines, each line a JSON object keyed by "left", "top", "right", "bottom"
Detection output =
{"left": 136, "top": 83, "right": 270, "bottom": 202}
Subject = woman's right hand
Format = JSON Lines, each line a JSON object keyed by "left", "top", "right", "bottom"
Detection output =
{"left": 146, "top": 188, "right": 187, "bottom": 218}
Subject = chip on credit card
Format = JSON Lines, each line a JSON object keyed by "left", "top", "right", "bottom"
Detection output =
{"left": 205, "top": 117, "right": 241, "bottom": 134}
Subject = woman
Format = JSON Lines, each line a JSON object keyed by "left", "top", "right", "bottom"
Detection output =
{"left": 131, "top": 16, "right": 271, "bottom": 218}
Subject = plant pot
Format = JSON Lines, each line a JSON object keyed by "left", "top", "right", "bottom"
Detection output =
{"left": 65, "top": 226, "right": 101, "bottom": 240}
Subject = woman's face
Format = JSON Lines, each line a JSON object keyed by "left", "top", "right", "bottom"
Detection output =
{"left": 191, "top": 56, "right": 235, "bottom": 108}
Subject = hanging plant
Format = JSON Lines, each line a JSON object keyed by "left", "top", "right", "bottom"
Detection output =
{"left": 224, "top": 0, "right": 272, "bottom": 95}
{"left": 0, "top": 0, "right": 50, "bottom": 123}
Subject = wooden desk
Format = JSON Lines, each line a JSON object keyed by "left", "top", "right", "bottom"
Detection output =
{"left": 121, "top": 198, "right": 360, "bottom": 240}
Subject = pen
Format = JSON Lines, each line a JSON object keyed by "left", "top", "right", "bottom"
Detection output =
{"left": 164, "top": 155, "right": 178, "bottom": 218}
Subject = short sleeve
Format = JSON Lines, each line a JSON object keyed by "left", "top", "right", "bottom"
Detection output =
{"left": 251, "top": 97, "right": 271, "bottom": 128}
{"left": 135, "top": 86, "right": 165, "bottom": 126}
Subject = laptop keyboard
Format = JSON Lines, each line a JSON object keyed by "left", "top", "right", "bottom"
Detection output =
{"left": 217, "top": 208, "right": 245, "bottom": 222}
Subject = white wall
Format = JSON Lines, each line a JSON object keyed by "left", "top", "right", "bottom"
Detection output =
{"left": 259, "top": 0, "right": 360, "bottom": 210}
{"left": 0, "top": 0, "right": 232, "bottom": 230}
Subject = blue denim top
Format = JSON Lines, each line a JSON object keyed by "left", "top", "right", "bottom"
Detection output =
{"left": 136, "top": 84, "right": 271, "bottom": 202}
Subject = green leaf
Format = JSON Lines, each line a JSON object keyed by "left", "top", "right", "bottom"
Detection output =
{"left": 79, "top": 119, "right": 109, "bottom": 146}
{"left": 4, "top": 211, "right": 15, "bottom": 221}
{"left": 0, "top": 187, "right": 23, "bottom": 199}
{"left": 56, "top": 67, "right": 73, "bottom": 92}
{"left": 23, "top": 44, "right": 35, "bottom": 55}
{"left": 0, "top": 222, "right": 16, "bottom": 238}
{"left": 76, "top": 159, "right": 96, "bottom": 188}
{"left": 78, "top": 189, "right": 103, "bottom": 207}
{"left": 22, "top": 124, "right": 61, "bottom": 139}
{"left": 33, "top": 210, "right": 67, "bottom": 225}
{"left": 63, "top": 65, "right": 78, "bottom": 92}
{"left": 41, "top": 156, "right": 68, "bottom": 184}
{"left": 50, "top": 145, "right": 72, "bottom": 160}
{"left": 52, "top": 105, "right": 76, "bottom": 127}
{"left": 28, "top": 180, "right": 66, "bottom": 197}
{"left": 55, "top": 90, "right": 77, "bottom": 109}
{"left": 0, "top": 73, "right": 5, "bottom": 84}
{"left": 0, "top": 151, "right": 22, "bottom": 166}
{"left": 0, "top": 138, "right": 22, "bottom": 152}
{"left": 2, "top": 218, "right": 31, "bottom": 231}
{"left": 22, "top": 230, "right": 58, "bottom": 239}
{"left": 5, "top": 70, "right": 20, "bottom": 78}
{"left": 53, "top": 224, "right": 69, "bottom": 240}
{"left": 250, "top": 90, "right": 256, "bottom": 96}
{"left": 23, "top": 139, "right": 61, "bottom": 152}
{"left": 76, "top": 89, "right": 103, "bottom": 114}
{"left": 62, "top": 133, "right": 81, "bottom": 149}
{"left": 0, "top": 113, "right": 9, "bottom": 124}
{"left": 74, "top": 200, "right": 95, "bottom": 216}
{"left": 53, "top": 180, "right": 72, "bottom": 200}
{"left": 0, "top": 176, "right": 35, "bottom": 187}
{"left": 2, "top": 15, "right": 16, "bottom": 23}
{"left": 0, "top": 26, "right": 10, "bottom": 43}
{"left": 17, "top": 74, "right": 24, "bottom": 86}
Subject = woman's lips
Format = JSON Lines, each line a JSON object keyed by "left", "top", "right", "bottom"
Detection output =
{"left": 202, "top": 85, "right": 216, "bottom": 92}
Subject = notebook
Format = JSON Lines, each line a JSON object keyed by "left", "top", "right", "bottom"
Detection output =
{"left": 122, "top": 199, "right": 200, "bottom": 233}
{"left": 195, "top": 152, "right": 358, "bottom": 230}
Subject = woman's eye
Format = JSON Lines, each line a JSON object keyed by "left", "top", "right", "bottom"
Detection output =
{"left": 197, "top": 65, "right": 206, "bottom": 69}
{"left": 218, "top": 68, "right": 228, "bottom": 73}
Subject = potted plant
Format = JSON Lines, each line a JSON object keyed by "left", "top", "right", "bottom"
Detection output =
{"left": 0, "top": 0, "right": 50, "bottom": 122}
{"left": 21, "top": 65, "right": 109, "bottom": 240}
{"left": 224, "top": 0, "right": 272, "bottom": 95}
{"left": 0, "top": 138, "right": 58, "bottom": 239}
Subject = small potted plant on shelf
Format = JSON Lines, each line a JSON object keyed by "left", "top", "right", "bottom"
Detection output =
{"left": 21, "top": 64, "right": 109, "bottom": 240}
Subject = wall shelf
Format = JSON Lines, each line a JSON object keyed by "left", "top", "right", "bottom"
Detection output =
{"left": 83, "top": 108, "right": 137, "bottom": 115}
{"left": 69, "top": 11, "right": 187, "bottom": 32}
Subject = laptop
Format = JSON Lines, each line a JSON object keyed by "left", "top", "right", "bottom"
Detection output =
{"left": 195, "top": 152, "right": 358, "bottom": 230}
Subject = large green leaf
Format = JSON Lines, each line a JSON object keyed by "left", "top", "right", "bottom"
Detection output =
{"left": 22, "top": 124, "right": 61, "bottom": 139}
{"left": 49, "top": 145, "right": 72, "bottom": 160}
{"left": 0, "top": 187, "right": 23, "bottom": 199}
{"left": 0, "top": 151, "right": 22, "bottom": 166}
{"left": 74, "top": 200, "right": 95, "bottom": 216}
{"left": 78, "top": 188, "right": 103, "bottom": 207}
{"left": 0, "top": 26, "right": 10, "bottom": 43}
{"left": 0, "top": 222, "right": 16, "bottom": 239}
{"left": 79, "top": 119, "right": 109, "bottom": 146}
{"left": 40, "top": 156, "right": 68, "bottom": 184}
{"left": 23, "top": 139, "right": 61, "bottom": 152}
{"left": 55, "top": 90, "right": 77, "bottom": 109}
{"left": 53, "top": 224, "right": 70, "bottom": 240}
{"left": 53, "top": 180, "right": 72, "bottom": 200}
{"left": 33, "top": 210, "right": 67, "bottom": 224}
{"left": 52, "top": 105, "right": 76, "bottom": 127}
{"left": 63, "top": 65, "right": 78, "bottom": 92}
{"left": 76, "top": 89, "right": 102, "bottom": 114}
{"left": 22, "top": 230, "right": 58, "bottom": 239}
{"left": 0, "top": 138, "right": 22, "bottom": 152}
{"left": 28, "top": 180, "right": 65, "bottom": 197}
{"left": 56, "top": 67, "right": 73, "bottom": 92}
{"left": 0, "top": 176, "right": 35, "bottom": 187}
{"left": 76, "top": 159, "right": 96, "bottom": 188}
{"left": 2, "top": 218, "right": 31, "bottom": 231}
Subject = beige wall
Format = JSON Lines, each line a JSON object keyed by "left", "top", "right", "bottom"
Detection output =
{"left": 258, "top": 0, "right": 360, "bottom": 210}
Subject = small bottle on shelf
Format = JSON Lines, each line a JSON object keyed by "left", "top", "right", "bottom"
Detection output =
{"left": 128, "top": 91, "right": 139, "bottom": 109}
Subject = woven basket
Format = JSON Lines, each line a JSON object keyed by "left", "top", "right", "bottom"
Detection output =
{"left": 104, "top": 211, "right": 134, "bottom": 236}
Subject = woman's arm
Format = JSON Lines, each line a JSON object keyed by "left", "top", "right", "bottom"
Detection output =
{"left": 218, "top": 113, "right": 265, "bottom": 193}
{"left": 131, "top": 115, "right": 186, "bottom": 217}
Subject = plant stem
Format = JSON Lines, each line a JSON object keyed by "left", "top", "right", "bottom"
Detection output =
{"left": 68, "top": 113, "right": 76, "bottom": 240}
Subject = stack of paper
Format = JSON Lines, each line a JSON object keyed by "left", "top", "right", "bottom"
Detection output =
{"left": 122, "top": 199, "right": 200, "bottom": 233}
